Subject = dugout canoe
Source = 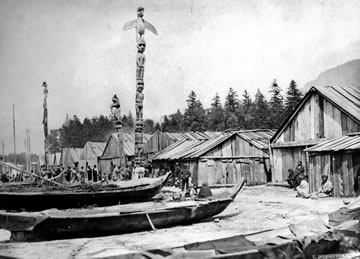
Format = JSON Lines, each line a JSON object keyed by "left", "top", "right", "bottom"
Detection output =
{"left": 0, "top": 173, "right": 170, "bottom": 211}
{"left": 0, "top": 178, "right": 245, "bottom": 241}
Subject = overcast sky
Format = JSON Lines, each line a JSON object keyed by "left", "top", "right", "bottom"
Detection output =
{"left": 1, "top": 0, "right": 360, "bottom": 155}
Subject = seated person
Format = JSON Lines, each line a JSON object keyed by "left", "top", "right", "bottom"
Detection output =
{"left": 296, "top": 174, "right": 309, "bottom": 198}
{"left": 286, "top": 169, "right": 297, "bottom": 188}
{"left": 198, "top": 183, "right": 213, "bottom": 198}
{"left": 310, "top": 173, "right": 333, "bottom": 199}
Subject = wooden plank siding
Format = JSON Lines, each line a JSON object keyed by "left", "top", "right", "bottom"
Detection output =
{"left": 308, "top": 151, "right": 360, "bottom": 197}
{"left": 272, "top": 92, "right": 360, "bottom": 182}
{"left": 198, "top": 134, "right": 270, "bottom": 185}
{"left": 144, "top": 131, "right": 177, "bottom": 158}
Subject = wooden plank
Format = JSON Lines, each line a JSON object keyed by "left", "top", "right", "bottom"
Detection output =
{"left": 319, "top": 95, "right": 324, "bottom": 138}
{"left": 347, "top": 153, "right": 355, "bottom": 197}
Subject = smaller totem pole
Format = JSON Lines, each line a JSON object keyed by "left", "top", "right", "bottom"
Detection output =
{"left": 42, "top": 82, "right": 49, "bottom": 168}
{"left": 110, "top": 94, "right": 125, "bottom": 166}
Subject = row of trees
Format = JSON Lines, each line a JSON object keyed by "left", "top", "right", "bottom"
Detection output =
{"left": 162, "top": 79, "right": 303, "bottom": 131}
{"left": 49, "top": 79, "right": 303, "bottom": 151}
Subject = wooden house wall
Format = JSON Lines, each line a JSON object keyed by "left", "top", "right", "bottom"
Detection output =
{"left": 308, "top": 151, "right": 360, "bottom": 197}
{"left": 198, "top": 135, "right": 269, "bottom": 185}
{"left": 99, "top": 158, "right": 121, "bottom": 176}
{"left": 144, "top": 132, "right": 177, "bottom": 158}
{"left": 272, "top": 147, "right": 307, "bottom": 182}
{"left": 79, "top": 144, "right": 98, "bottom": 169}
{"left": 278, "top": 94, "right": 360, "bottom": 142}
{"left": 61, "top": 149, "right": 75, "bottom": 168}
{"left": 272, "top": 93, "right": 360, "bottom": 182}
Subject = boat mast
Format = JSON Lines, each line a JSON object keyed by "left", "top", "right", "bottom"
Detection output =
{"left": 12, "top": 104, "right": 16, "bottom": 165}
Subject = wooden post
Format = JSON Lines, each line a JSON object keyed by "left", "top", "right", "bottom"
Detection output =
{"left": 13, "top": 104, "right": 16, "bottom": 165}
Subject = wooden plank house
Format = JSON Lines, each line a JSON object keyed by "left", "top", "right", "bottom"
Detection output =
{"left": 144, "top": 131, "right": 224, "bottom": 159}
{"left": 79, "top": 141, "right": 105, "bottom": 169}
{"left": 99, "top": 133, "right": 151, "bottom": 175}
{"left": 152, "top": 130, "right": 274, "bottom": 185}
{"left": 305, "top": 133, "right": 360, "bottom": 197}
{"left": 60, "top": 148, "right": 82, "bottom": 168}
{"left": 270, "top": 85, "right": 360, "bottom": 183}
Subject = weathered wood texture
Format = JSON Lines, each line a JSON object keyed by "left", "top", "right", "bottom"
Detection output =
{"left": 308, "top": 151, "right": 360, "bottom": 197}
{"left": 144, "top": 131, "right": 177, "bottom": 158}
{"left": 272, "top": 92, "right": 360, "bottom": 182}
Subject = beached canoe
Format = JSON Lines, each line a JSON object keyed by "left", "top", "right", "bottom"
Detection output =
{"left": 0, "top": 178, "right": 245, "bottom": 241}
{"left": 0, "top": 173, "right": 170, "bottom": 211}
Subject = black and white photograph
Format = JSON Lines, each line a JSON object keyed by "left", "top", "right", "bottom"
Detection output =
{"left": 0, "top": 0, "right": 360, "bottom": 258}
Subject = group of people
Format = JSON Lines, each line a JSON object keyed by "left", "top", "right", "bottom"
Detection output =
{"left": 45, "top": 165, "right": 99, "bottom": 185}
{"left": 286, "top": 161, "right": 333, "bottom": 199}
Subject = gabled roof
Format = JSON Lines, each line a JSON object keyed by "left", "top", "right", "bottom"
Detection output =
{"left": 106, "top": 133, "right": 151, "bottom": 157}
{"left": 236, "top": 129, "right": 275, "bottom": 150}
{"left": 152, "top": 131, "right": 225, "bottom": 142}
{"left": 152, "top": 130, "right": 273, "bottom": 161}
{"left": 69, "top": 148, "right": 82, "bottom": 162}
{"left": 85, "top": 141, "right": 106, "bottom": 157}
{"left": 271, "top": 85, "right": 360, "bottom": 143}
{"left": 305, "top": 133, "right": 360, "bottom": 152}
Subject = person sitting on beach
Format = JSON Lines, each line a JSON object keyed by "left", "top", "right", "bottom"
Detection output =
{"left": 296, "top": 174, "right": 309, "bottom": 198}
{"left": 198, "top": 183, "right": 213, "bottom": 198}
{"left": 310, "top": 173, "right": 333, "bottom": 199}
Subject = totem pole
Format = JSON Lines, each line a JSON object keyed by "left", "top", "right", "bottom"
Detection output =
{"left": 123, "top": 7, "right": 157, "bottom": 168}
{"left": 110, "top": 94, "right": 125, "bottom": 167}
{"left": 42, "top": 81, "right": 48, "bottom": 168}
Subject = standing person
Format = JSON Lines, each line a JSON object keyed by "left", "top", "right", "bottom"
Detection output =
{"left": 87, "top": 165, "right": 92, "bottom": 182}
{"left": 92, "top": 165, "right": 98, "bottom": 182}
{"left": 79, "top": 166, "right": 86, "bottom": 184}
{"left": 174, "top": 163, "right": 181, "bottom": 186}
{"left": 180, "top": 165, "right": 191, "bottom": 191}
{"left": 71, "top": 166, "right": 79, "bottom": 183}
{"left": 65, "top": 166, "right": 72, "bottom": 185}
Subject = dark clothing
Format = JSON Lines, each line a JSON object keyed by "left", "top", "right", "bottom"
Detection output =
{"left": 65, "top": 169, "right": 72, "bottom": 182}
{"left": 92, "top": 168, "right": 98, "bottom": 182}
{"left": 295, "top": 165, "right": 305, "bottom": 175}
{"left": 87, "top": 168, "right": 92, "bottom": 181}
{"left": 182, "top": 178, "right": 189, "bottom": 191}
{"left": 180, "top": 168, "right": 191, "bottom": 180}
{"left": 198, "top": 185, "right": 213, "bottom": 198}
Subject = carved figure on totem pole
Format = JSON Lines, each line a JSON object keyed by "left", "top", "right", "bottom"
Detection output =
{"left": 110, "top": 94, "right": 123, "bottom": 126}
{"left": 135, "top": 87, "right": 144, "bottom": 120}
{"left": 123, "top": 7, "right": 158, "bottom": 43}
{"left": 42, "top": 82, "right": 48, "bottom": 96}
{"left": 136, "top": 41, "right": 146, "bottom": 80}
{"left": 135, "top": 131, "right": 143, "bottom": 144}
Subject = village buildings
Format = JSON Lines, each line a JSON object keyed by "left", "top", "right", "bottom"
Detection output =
{"left": 270, "top": 85, "right": 360, "bottom": 196}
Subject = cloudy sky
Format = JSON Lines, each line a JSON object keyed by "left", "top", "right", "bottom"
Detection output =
{"left": 0, "top": 0, "right": 360, "bottom": 155}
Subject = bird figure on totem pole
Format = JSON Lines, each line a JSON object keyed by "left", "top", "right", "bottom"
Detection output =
{"left": 110, "top": 94, "right": 123, "bottom": 127}
{"left": 123, "top": 7, "right": 158, "bottom": 42}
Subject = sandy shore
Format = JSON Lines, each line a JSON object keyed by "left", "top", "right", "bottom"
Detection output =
{"left": 0, "top": 185, "right": 349, "bottom": 259}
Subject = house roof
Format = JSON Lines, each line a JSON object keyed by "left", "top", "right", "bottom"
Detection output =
{"left": 152, "top": 130, "right": 274, "bottom": 160}
{"left": 236, "top": 129, "right": 275, "bottom": 150}
{"left": 155, "top": 131, "right": 225, "bottom": 142}
{"left": 271, "top": 85, "right": 360, "bottom": 143}
{"left": 69, "top": 148, "right": 82, "bottom": 162}
{"left": 109, "top": 132, "right": 151, "bottom": 156}
{"left": 305, "top": 133, "right": 360, "bottom": 152}
{"left": 85, "top": 141, "right": 106, "bottom": 157}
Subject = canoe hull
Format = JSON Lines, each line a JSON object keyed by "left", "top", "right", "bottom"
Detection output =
{"left": 8, "top": 199, "right": 233, "bottom": 241}
{"left": 0, "top": 175, "right": 169, "bottom": 211}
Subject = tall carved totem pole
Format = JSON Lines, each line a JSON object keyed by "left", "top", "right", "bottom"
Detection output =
{"left": 42, "top": 81, "right": 49, "bottom": 168}
{"left": 123, "top": 7, "right": 157, "bottom": 168}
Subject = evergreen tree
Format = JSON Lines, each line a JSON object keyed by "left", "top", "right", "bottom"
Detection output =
{"left": 168, "top": 109, "right": 184, "bottom": 132}
{"left": 143, "top": 119, "right": 156, "bottom": 134}
{"left": 284, "top": 80, "right": 303, "bottom": 116}
{"left": 224, "top": 87, "right": 239, "bottom": 113}
{"left": 207, "top": 93, "right": 225, "bottom": 131}
{"left": 183, "top": 91, "right": 206, "bottom": 131}
{"left": 224, "top": 88, "right": 240, "bottom": 129}
{"left": 240, "top": 90, "right": 255, "bottom": 129}
{"left": 269, "top": 79, "right": 284, "bottom": 128}
{"left": 254, "top": 89, "right": 270, "bottom": 128}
